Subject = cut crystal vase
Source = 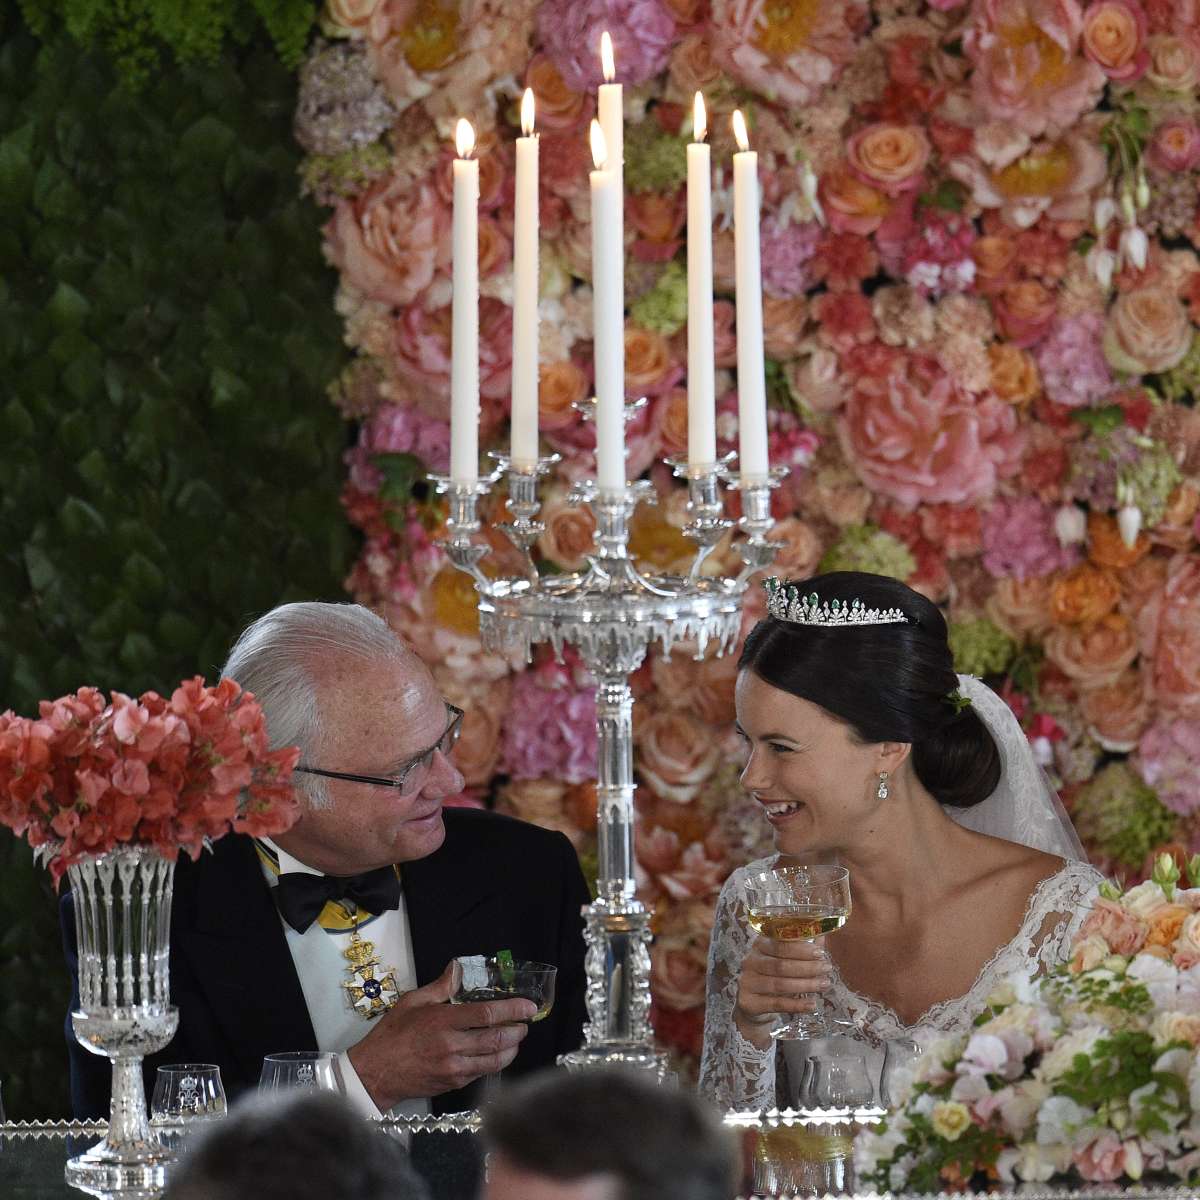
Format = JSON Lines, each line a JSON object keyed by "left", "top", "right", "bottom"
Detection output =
{"left": 64, "top": 844, "right": 179, "bottom": 1195}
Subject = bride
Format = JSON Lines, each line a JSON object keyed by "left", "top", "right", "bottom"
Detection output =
{"left": 699, "top": 571, "right": 1105, "bottom": 1111}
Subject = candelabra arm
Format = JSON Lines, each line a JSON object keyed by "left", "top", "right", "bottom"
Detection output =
{"left": 729, "top": 467, "right": 789, "bottom": 585}
{"left": 491, "top": 452, "right": 560, "bottom": 588}
{"left": 429, "top": 473, "right": 500, "bottom": 593}
{"left": 670, "top": 455, "right": 735, "bottom": 585}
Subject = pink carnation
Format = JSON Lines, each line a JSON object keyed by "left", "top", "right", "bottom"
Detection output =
{"left": 981, "top": 496, "right": 1082, "bottom": 580}
{"left": 1034, "top": 313, "right": 1115, "bottom": 409}
{"left": 879, "top": 209, "right": 978, "bottom": 298}
{"left": 760, "top": 219, "right": 821, "bottom": 299}
{"left": 536, "top": 0, "right": 676, "bottom": 90}
{"left": 1135, "top": 717, "right": 1200, "bottom": 815}
{"left": 501, "top": 669, "right": 598, "bottom": 784}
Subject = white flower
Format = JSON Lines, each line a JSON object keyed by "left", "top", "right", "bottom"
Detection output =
{"left": 1120, "top": 224, "right": 1149, "bottom": 271}
{"left": 951, "top": 1072, "right": 991, "bottom": 1105}
{"left": 1187, "top": 1052, "right": 1200, "bottom": 1113}
{"left": 960, "top": 1032, "right": 1010, "bottom": 1077}
{"left": 1094, "top": 196, "right": 1117, "bottom": 232}
{"left": 1087, "top": 244, "right": 1117, "bottom": 289}
{"left": 999, "top": 1079, "right": 1049, "bottom": 1140}
{"left": 1054, "top": 504, "right": 1088, "bottom": 547}
{"left": 997, "top": 1141, "right": 1070, "bottom": 1183}
{"left": 1124, "top": 881, "right": 1172, "bottom": 920}
{"left": 1129, "top": 954, "right": 1181, "bottom": 1010}
{"left": 1038, "top": 1028, "right": 1106, "bottom": 1084}
{"left": 1177, "top": 963, "right": 1200, "bottom": 1011}
{"left": 1037, "top": 1095, "right": 1095, "bottom": 1146}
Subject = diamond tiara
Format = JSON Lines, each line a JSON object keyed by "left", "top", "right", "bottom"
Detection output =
{"left": 763, "top": 578, "right": 910, "bottom": 627}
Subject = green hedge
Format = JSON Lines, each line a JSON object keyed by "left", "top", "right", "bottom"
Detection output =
{"left": 0, "top": 21, "right": 353, "bottom": 1118}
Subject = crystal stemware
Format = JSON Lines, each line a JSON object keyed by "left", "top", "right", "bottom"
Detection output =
{"left": 258, "top": 1051, "right": 341, "bottom": 1095}
{"left": 810, "top": 1053, "right": 875, "bottom": 1110}
{"left": 150, "top": 1064, "right": 227, "bottom": 1124}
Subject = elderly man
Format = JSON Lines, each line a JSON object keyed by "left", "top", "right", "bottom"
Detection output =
{"left": 65, "top": 602, "right": 590, "bottom": 1119}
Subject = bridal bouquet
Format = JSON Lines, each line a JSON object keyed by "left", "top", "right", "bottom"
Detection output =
{"left": 856, "top": 856, "right": 1200, "bottom": 1192}
{"left": 0, "top": 678, "right": 300, "bottom": 881}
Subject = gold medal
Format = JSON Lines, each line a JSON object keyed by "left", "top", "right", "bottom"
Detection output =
{"left": 340, "top": 918, "right": 401, "bottom": 1019}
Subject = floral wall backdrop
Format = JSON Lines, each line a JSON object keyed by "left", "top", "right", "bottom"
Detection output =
{"left": 296, "top": 0, "right": 1200, "bottom": 1072}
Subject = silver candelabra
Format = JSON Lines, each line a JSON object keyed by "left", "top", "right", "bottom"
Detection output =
{"left": 433, "top": 433, "right": 783, "bottom": 1073}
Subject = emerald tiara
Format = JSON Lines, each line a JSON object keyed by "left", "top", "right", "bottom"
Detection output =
{"left": 763, "top": 578, "right": 910, "bottom": 627}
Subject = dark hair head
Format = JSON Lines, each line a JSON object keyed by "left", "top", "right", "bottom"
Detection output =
{"left": 165, "top": 1091, "right": 430, "bottom": 1200}
{"left": 739, "top": 571, "right": 1000, "bottom": 809}
{"left": 484, "top": 1067, "right": 738, "bottom": 1200}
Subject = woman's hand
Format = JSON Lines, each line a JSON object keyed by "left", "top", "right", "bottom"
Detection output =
{"left": 734, "top": 936, "right": 833, "bottom": 1050}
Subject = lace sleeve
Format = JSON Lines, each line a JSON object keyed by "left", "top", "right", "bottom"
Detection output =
{"left": 698, "top": 863, "right": 778, "bottom": 1112}
{"left": 1023, "top": 858, "right": 1106, "bottom": 976}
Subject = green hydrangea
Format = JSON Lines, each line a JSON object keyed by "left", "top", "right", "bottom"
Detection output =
{"left": 300, "top": 142, "right": 393, "bottom": 204}
{"left": 1120, "top": 438, "right": 1182, "bottom": 526}
{"left": 1073, "top": 762, "right": 1176, "bottom": 869}
{"left": 947, "top": 618, "right": 1016, "bottom": 677}
{"left": 1158, "top": 333, "right": 1200, "bottom": 403}
{"left": 624, "top": 119, "right": 689, "bottom": 194}
{"left": 818, "top": 525, "right": 916, "bottom": 581}
{"left": 629, "top": 261, "right": 688, "bottom": 335}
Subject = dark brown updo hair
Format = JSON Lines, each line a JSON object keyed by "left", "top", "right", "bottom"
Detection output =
{"left": 738, "top": 571, "right": 1000, "bottom": 809}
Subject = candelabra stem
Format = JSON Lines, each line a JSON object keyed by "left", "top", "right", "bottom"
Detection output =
{"left": 596, "top": 673, "right": 636, "bottom": 903}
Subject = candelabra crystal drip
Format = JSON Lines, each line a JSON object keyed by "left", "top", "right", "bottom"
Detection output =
{"left": 433, "top": 451, "right": 782, "bottom": 1073}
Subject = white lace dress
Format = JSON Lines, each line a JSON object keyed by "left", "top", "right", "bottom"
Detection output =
{"left": 698, "top": 854, "right": 1104, "bottom": 1111}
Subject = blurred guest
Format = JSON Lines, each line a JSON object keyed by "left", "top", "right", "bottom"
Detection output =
{"left": 165, "top": 1090, "right": 429, "bottom": 1200}
{"left": 64, "top": 602, "right": 590, "bottom": 1120}
{"left": 483, "top": 1067, "right": 739, "bottom": 1200}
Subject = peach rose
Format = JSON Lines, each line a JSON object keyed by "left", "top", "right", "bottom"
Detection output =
{"left": 658, "top": 841, "right": 729, "bottom": 902}
{"left": 972, "top": 235, "right": 1019, "bottom": 292}
{"left": 988, "top": 343, "right": 1042, "bottom": 405}
{"left": 636, "top": 709, "right": 720, "bottom": 803}
{"left": 1153, "top": 484, "right": 1200, "bottom": 552}
{"left": 1080, "top": 669, "right": 1151, "bottom": 752}
{"left": 451, "top": 698, "right": 507, "bottom": 787}
{"left": 1088, "top": 511, "right": 1150, "bottom": 570}
{"left": 800, "top": 463, "right": 872, "bottom": 527}
{"left": 625, "top": 324, "right": 680, "bottom": 397}
{"left": 628, "top": 191, "right": 686, "bottom": 256}
{"left": 762, "top": 296, "right": 808, "bottom": 359}
{"left": 1149, "top": 116, "right": 1200, "bottom": 173}
{"left": 525, "top": 54, "right": 589, "bottom": 131}
{"left": 325, "top": 0, "right": 379, "bottom": 35}
{"left": 629, "top": 506, "right": 693, "bottom": 573}
{"left": 712, "top": 298, "right": 738, "bottom": 367}
{"left": 1049, "top": 563, "right": 1121, "bottom": 624}
{"left": 987, "top": 576, "right": 1055, "bottom": 640}
{"left": 1105, "top": 286, "right": 1193, "bottom": 375}
{"left": 995, "top": 280, "right": 1057, "bottom": 347}
{"left": 820, "top": 167, "right": 892, "bottom": 236}
{"left": 1175, "top": 911, "right": 1200, "bottom": 968}
{"left": 1146, "top": 903, "right": 1190, "bottom": 949}
{"left": 1149, "top": 554, "right": 1200, "bottom": 719}
{"left": 1081, "top": 0, "right": 1148, "bottom": 81}
{"left": 1150, "top": 1011, "right": 1200, "bottom": 1047}
{"left": 846, "top": 124, "right": 931, "bottom": 196}
{"left": 651, "top": 649, "right": 738, "bottom": 728}
{"left": 1077, "top": 897, "right": 1148, "bottom": 956}
{"left": 766, "top": 517, "right": 825, "bottom": 579}
{"left": 325, "top": 175, "right": 448, "bottom": 308}
{"left": 669, "top": 33, "right": 726, "bottom": 95}
{"left": 1146, "top": 34, "right": 1200, "bottom": 92}
{"left": 651, "top": 924, "right": 709, "bottom": 1009}
{"left": 637, "top": 823, "right": 682, "bottom": 874}
{"left": 539, "top": 360, "right": 588, "bottom": 431}
{"left": 498, "top": 778, "right": 567, "bottom": 824}
{"left": 653, "top": 387, "right": 689, "bottom": 458}
{"left": 786, "top": 347, "right": 844, "bottom": 415}
{"left": 1070, "top": 931, "right": 1110, "bottom": 973}
{"left": 538, "top": 487, "right": 597, "bottom": 570}
{"left": 1044, "top": 611, "right": 1138, "bottom": 688}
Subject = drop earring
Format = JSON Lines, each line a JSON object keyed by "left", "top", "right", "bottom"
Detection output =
{"left": 876, "top": 771, "right": 889, "bottom": 801}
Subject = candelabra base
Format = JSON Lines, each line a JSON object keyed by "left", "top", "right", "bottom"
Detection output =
{"left": 558, "top": 1043, "right": 671, "bottom": 1080}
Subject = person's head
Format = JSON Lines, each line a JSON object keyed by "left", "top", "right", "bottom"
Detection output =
{"left": 222, "top": 602, "right": 464, "bottom": 873}
{"left": 736, "top": 571, "right": 1000, "bottom": 857}
{"left": 483, "top": 1067, "right": 739, "bottom": 1200}
{"left": 164, "top": 1090, "right": 430, "bottom": 1200}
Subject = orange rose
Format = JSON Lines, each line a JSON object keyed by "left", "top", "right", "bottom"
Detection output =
{"left": 846, "top": 124, "right": 931, "bottom": 196}
{"left": 625, "top": 324, "right": 677, "bottom": 397}
{"left": 996, "top": 280, "right": 1057, "bottom": 342}
{"left": 654, "top": 387, "right": 689, "bottom": 458}
{"left": 636, "top": 709, "right": 721, "bottom": 802}
{"left": 972, "top": 235, "right": 1018, "bottom": 291}
{"left": 538, "top": 487, "right": 597, "bottom": 570}
{"left": 1105, "top": 285, "right": 1192, "bottom": 375}
{"left": 498, "top": 779, "right": 566, "bottom": 824}
{"left": 1146, "top": 903, "right": 1190, "bottom": 949}
{"left": 987, "top": 576, "right": 1055, "bottom": 641}
{"left": 1049, "top": 563, "right": 1122, "bottom": 625}
{"left": 766, "top": 517, "right": 824, "bottom": 580}
{"left": 451, "top": 697, "right": 507, "bottom": 787}
{"left": 524, "top": 55, "right": 588, "bottom": 131}
{"left": 629, "top": 506, "right": 693, "bottom": 572}
{"left": 1044, "top": 611, "right": 1138, "bottom": 688}
{"left": 1079, "top": 669, "right": 1151, "bottom": 751}
{"left": 762, "top": 296, "right": 808, "bottom": 359}
{"left": 820, "top": 167, "right": 891, "bottom": 236}
{"left": 431, "top": 565, "right": 481, "bottom": 636}
{"left": 669, "top": 33, "right": 726, "bottom": 95}
{"left": 628, "top": 192, "right": 686, "bottom": 246}
{"left": 1081, "top": 1, "right": 1146, "bottom": 77}
{"left": 539, "top": 360, "right": 588, "bottom": 431}
{"left": 1088, "top": 511, "right": 1150, "bottom": 570}
{"left": 988, "top": 343, "right": 1041, "bottom": 405}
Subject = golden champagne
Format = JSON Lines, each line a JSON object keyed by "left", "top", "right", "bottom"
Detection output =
{"left": 747, "top": 904, "right": 849, "bottom": 940}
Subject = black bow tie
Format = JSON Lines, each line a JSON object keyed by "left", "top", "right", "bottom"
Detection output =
{"left": 274, "top": 867, "right": 401, "bottom": 934}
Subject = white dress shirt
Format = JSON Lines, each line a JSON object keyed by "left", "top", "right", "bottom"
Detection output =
{"left": 259, "top": 838, "right": 430, "bottom": 1120}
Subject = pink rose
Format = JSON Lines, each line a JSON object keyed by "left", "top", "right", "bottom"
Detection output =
{"left": 1082, "top": 0, "right": 1150, "bottom": 80}
{"left": 846, "top": 124, "right": 931, "bottom": 196}
{"left": 1149, "top": 115, "right": 1200, "bottom": 171}
{"left": 1104, "top": 285, "right": 1193, "bottom": 374}
{"left": 635, "top": 709, "right": 720, "bottom": 803}
{"left": 1074, "top": 1132, "right": 1134, "bottom": 1183}
{"left": 650, "top": 649, "right": 738, "bottom": 727}
{"left": 1146, "top": 33, "right": 1200, "bottom": 90}
{"left": 838, "top": 358, "right": 1026, "bottom": 508}
{"left": 325, "top": 176, "right": 449, "bottom": 309}
{"left": 1077, "top": 897, "right": 1149, "bottom": 954}
{"left": 537, "top": 487, "right": 598, "bottom": 571}
{"left": 650, "top": 929, "right": 708, "bottom": 1009}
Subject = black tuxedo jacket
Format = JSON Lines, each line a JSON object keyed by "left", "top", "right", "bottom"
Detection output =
{"left": 63, "top": 807, "right": 591, "bottom": 1119}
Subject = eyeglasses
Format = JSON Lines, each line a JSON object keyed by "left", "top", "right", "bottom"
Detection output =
{"left": 295, "top": 705, "right": 464, "bottom": 796}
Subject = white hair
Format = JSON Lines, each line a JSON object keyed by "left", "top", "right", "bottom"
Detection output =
{"left": 220, "top": 602, "right": 406, "bottom": 810}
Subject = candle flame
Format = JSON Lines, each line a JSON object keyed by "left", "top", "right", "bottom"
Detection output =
{"left": 600, "top": 30, "right": 615, "bottom": 82}
{"left": 521, "top": 88, "right": 536, "bottom": 137}
{"left": 693, "top": 92, "right": 707, "bottom": 143}
{"left": 590, "top": 119, "right": 608, "bottom": 170}
{"left": 731, "top": 109, "right": 749, "bottom": 153}
{"left": 455, "top": 117, "right": 476, "bottom": 159}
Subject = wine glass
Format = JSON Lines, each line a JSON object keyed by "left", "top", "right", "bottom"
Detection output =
{"left": 810, "top": 1053, "right": 875, "bottom": 1110}
{"left": 258, "top": 1051, "right": 341, "bottom": 1095}
{"left": 880, "top": 1038, "right": 922, "bottom": 1109}
{"left": 743, "top": 864, "right": 851, "bottom": 1040}
{"left": 150, "top": 1064, "right": 227, "bottom": 1124}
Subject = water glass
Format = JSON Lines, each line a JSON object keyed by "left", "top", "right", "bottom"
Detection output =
{"left": 452, "top": 955, "right": 557, "bottom": 1021}
{"left": 810, "top": 1053, "right": 875, "bottom": 1110}
{"left": 259, "top": 1051, "right": 341, "bottom": 1095}
{"left": 880, "top": 1037, "right": 922, "bottom": 1109}
{"left": 150, "top": 1064, "right": 227, "bottom": 1124}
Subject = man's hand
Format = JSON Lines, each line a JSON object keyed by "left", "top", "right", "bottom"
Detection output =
{"left": 348, "top": 962, "right": 536, "bottom": 1111}
{"left": 734, "top": 935, "right": 833, "bottom": 1050}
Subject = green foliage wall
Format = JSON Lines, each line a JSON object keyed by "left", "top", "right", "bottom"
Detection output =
{"left": 0, "top": 21, "right": 353, "bottom": 1117}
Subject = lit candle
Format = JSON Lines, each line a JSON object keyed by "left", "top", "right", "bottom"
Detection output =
{"left": 450, "top": 117, "right": 479, "bottom": 484}
{"left": 686, "top": 92, "right": 716, "bottom": 469}
{"left": 731, "top": 109, "right": 769, "bottom": 483}
{"left": 590, "top": 119, "right": 626, "bottom": 493}
{"left": 597, "top": 30, "right": 624, "bottom": 346}
{"left": 511, "top": 88, "right": 540, "bottom": 469}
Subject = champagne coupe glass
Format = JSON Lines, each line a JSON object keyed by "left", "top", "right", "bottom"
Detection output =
{"left": 258, "top": 1051, "right": 341, "bottom": 1095}
{"left": 743, "top": 864, "right": 851, "bottom": 1040}
{"left": 150, "top": 1064, "right": 227, "bottom": 1124}
{"left": 810, "top": 1053, "right": 875, "bottom": 1110}
{"left": 880, "top": 1038, "right": 922, "bottom": 1109}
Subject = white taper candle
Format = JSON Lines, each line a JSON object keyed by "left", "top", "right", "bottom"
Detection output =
{"left": 686, "top": 92, "right": 716, "bottom": 469}
{"left": 450, "top": 118, "right": 480, "bottom": 484}
{"left": 511, "top": 88, "right": 540, "bottom": 468}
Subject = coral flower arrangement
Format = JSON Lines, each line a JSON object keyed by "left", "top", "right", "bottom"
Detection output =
{"left": 857, "top": 856, "right": 1200, "bottom": 1191}
{"left": 0, "top": 679, "right": 300, "bottom": 881}
{"left": 296, "top": 0, "right": 1200, "bottom": 1070}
